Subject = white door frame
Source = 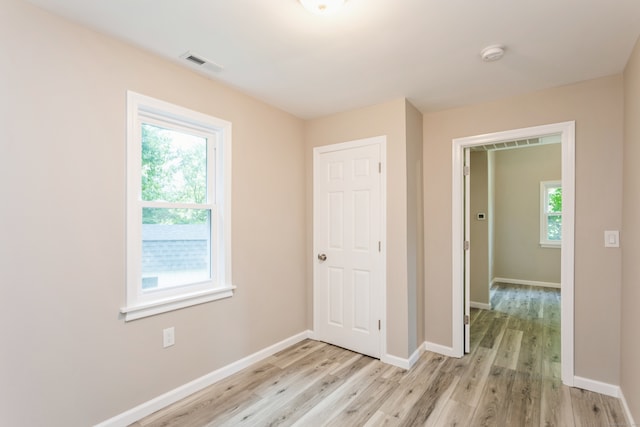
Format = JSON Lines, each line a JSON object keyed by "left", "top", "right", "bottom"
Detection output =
{"left": 464, "top": 148, "right": 471, "bottom": 353}
{"left": 312, "top": 135, "right": 387, "bottom": 359}
{"left": 451, "top": 121, "right": 575, "bottom": 386}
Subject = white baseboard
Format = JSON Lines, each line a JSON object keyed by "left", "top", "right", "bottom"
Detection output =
{"left": 470, "top": 301, "right": 491, "bottom": 310}
{"left": 492, "top": 277, "right": 561, "bottom": 289}
{"left": 573, "top": 376, "right": 620, "bottom": 398}
{"left": 94, "top": 330, "right": 313, "bottom": 427}
{"left": 408, "top": 345, "right": 423, "bottom": 367}
{"left": 424, "top": 341, "right": 459, "bottom": 358}
{"left": 382, "top": 345, "right": 422, "bottom": 370}
{"left": 619, "top": 388, "right": 637, "bottom": 427}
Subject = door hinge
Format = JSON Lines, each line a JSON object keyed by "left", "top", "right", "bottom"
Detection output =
{"left": 463, "top": 166, "right": 470, "bottom": 176}
{"left": 378, "top": 241, "right": 381, "bottom": 252}
{"left": 378, "top": 320, "right": 381, "bottom": 330}
{"left": 379, "top": 162, "right": 382, "bottom": 174}
{"left": 464, "top": 240, "right": 470, "bottom": 250}
{"left": 464, "top": 315, "right": 470, "bottom": 325}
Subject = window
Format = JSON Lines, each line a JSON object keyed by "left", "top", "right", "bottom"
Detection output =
{"left": 122, "top": 91, "right": 232, "bottom": 321}
{"left": 540, "top": 180, "right": 562, "bottom": 248}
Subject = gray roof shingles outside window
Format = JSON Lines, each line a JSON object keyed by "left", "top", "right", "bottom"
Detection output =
{"left": 142, "top": 224, "right": 209, "bottom": 274}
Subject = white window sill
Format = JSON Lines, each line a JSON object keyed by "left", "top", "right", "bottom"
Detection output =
{"left": 540, "top": 242, "right": 561, "bottom": 249}
{"left": 120, "top": 285, "right": 235, "bottom": 321}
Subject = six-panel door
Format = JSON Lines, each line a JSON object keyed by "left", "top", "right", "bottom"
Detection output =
{"left": 314, "top": 141, "right": 382, "bottom": 358}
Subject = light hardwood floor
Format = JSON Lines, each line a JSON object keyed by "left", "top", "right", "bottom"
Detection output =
{"left": 131, "top": 283, "right": 627, "bottom": 426}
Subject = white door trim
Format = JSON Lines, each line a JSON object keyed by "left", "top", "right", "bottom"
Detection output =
{"left": 313, "top": 135, "right": 387, "bottom": 359}
{"left": 451, "top": 121, "right": 575, "bottom": 386}
{"left": 464, "top": 148, "right": 471, "bottom": 353}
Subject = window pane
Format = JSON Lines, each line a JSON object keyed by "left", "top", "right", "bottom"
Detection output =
{"left": 547, "top": 214, "right": 562, "bottom": 241}
{"left": 141, "top": 208, "right": 211, "bottom": 291}
{"left": 141, "top": 123, "right": 207, "bottom": 204}
{"left": 546, "top": 187, "right": 562, "bottom": 213}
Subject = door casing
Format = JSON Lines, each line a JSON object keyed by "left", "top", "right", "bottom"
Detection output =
{"left": 464, "top": 148, "right": 471, "bottom": 353}
{"left": 452, "top": 121, "right": 575, "bottom": 386}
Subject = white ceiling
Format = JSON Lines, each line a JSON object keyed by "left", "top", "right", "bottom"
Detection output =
{"left": 25, "top": 0, "right": 640, "bottom": 119}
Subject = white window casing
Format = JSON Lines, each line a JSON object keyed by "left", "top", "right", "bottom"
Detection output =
{"left": 121, "top": 91, "right": 233, "bottom": 321}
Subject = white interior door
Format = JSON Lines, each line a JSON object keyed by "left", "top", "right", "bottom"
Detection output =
{"left": 464, "top": 148, "right": 471, "bottom": 353}
{"left": 313, "top": 138, "right": 384, "bottom": 358}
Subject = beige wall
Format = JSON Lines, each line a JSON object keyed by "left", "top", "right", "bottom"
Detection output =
{"left": 622, "top": 36, "right": 640, "bottom": 424}
{"left": 493, "top": 144, "right": 562, "bottom": 284}
{"left": 406, "top": 100, "right": 425, "bottom": 350}
{"left": 470, "top": 151, "right": 490, "bottom": 305}
{"left": 0, "top": 1, "right": 306, "bottom": 425}
{"left": 304, "top": 99, "right": 422, "bottom": 358}
{"left": 423, "top": 75, "right": 623, "bottom": 385}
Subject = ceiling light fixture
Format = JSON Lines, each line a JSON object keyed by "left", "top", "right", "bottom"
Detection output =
{"left": 480, "top": 45, "right": 505, "bottom": 62}
{"left": 299, "top": 0, "right": 347, "bottom": 15}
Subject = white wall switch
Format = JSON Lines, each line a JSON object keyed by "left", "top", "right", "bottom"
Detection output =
{"left": 604, "top": 230, "right": 619, "bottom": 248}
{"left": 163, "top": 327, "right": 175, "bottom": 348}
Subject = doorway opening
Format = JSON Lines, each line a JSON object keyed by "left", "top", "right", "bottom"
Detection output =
{"left": 452, "top": 122, "right": 575, "bottom": 386}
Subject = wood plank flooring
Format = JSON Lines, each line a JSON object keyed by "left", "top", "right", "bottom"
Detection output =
{"left": 131, "top": 283, "right": 627, "bottom": 427}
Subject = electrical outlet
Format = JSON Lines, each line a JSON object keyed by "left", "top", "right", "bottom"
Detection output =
{"left": 163, "top": 327, "right": 175, "bottom": 348}
{"left": 604, "top": 230, "right": 619, "bottom": 248}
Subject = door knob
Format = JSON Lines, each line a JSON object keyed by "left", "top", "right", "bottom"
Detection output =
{"left": 317, "top": 253, "right": 327, "bottom": 261}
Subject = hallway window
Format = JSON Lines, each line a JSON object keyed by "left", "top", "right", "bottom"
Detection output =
{"left": 540, "top": 180, "right": 562, "bottom": 247}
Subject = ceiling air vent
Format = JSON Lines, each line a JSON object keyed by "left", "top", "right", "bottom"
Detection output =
{"left": 185, "top": 54, "right": 206, "bottom": 66}
{"left": 179, "top": 51, "right": 223, "bottom": 73}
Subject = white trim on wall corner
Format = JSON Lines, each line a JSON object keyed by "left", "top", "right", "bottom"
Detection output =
{"left": 558, "top": 375, "right": 632, "bottom": 425}
{"left": 94, "top": 330, "right": 313, "bottom": 427}
{"left": 423, "top": 341, "right": 459, "bottom": 358}
{"left": 492, "top": 277, "right": 561, "bottom": 289}
{"left": 470, "top": 301, "right": 491, "bottom": 310}
{"left": 573, "top": 376, "right": 620, "bottom": 398}
{"left": 382, "top": 345, "right": 423, "bottom": 370}
{"left": 620, "top": 389, "right": 637, "bottom": 427}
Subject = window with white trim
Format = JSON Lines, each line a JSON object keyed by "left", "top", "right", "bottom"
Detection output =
{"left": 540, "top": 180, "right": 562, "bottom": 248}
{"left": 122, "top": 91, "right": 233, "bottom": 321}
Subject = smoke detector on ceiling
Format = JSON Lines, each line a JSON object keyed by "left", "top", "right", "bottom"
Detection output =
{"left": 480, "top": 45, "right": 505, "bottom": 62}
{"left": 180, "top": 51, "right": 224, "bottom": 73}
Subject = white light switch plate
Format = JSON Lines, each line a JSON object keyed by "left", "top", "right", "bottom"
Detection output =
{"left": 604, "top": 230, "right": 619, "bottom": 248}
